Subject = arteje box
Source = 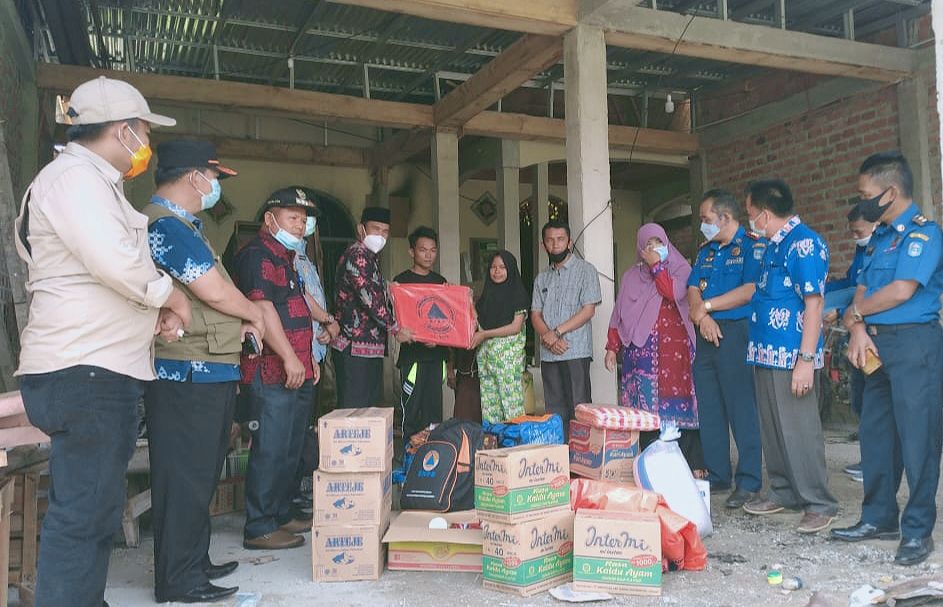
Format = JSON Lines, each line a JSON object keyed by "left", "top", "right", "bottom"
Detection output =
{"left": 568, "top": 421, "right": 639, "bottom": 483}
{"left": 319, "top": 407, "right": 394, "bottom": 472}
{"left": 313, "top": 469, "right": 392, "bottom": 527}
{"left": 389, "top": 283, "right": 476, "bottom": 349}
{"left": 475, "top": 444, "right": 570, "bottom": 524}
{"left": 312, "top": 517, "right": 390, "bottom": 582}
{"left": 572, "top": 509, "right": 662, "bottom": 596}
{"left": 481, "top": 511, "right": 575, "bottom": 597}
{"left": 383, "top": 510, "right": 483, "bottom": 572}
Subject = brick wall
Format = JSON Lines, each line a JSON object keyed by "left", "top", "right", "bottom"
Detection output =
{"left": 691, "top": 17, "right": 942, "bottom": 278}
{"left": 704, "top": 84, "right": 902, "bottom": 273}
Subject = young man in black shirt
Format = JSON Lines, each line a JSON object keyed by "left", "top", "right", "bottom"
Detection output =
{"left": 393, "top": 226, "right": 448, "bottom": 443}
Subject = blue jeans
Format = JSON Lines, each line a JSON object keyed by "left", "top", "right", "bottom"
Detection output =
{"left": 20, "top": 366, "right": 143, "bottom": 607}
{"left": 243, "top": 373, "right": 313, "bottom": 539}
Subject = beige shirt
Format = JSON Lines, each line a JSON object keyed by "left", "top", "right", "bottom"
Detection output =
{"left": 14, "top": 142, "right": 172, "bottom": 380}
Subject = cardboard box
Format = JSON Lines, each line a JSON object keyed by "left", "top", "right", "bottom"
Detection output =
{"left": 481, "top": 511, "right": 574, "bottom": 597}
{"left": 475, "top": 444, "right": 570, "bottom": 524}
{"left": 314, "top": 469, "right": 392, "bottom": 527}
{"left": 568, "top": 421, "right": 639, "bottom": 483}
{"left": 209, "top": 477, "right": 245, "bottom": 516}
{"left": 389, "top": 283, "right": 476, "bottom": 349}
{"left": 319, "top": 407, "right": 394, "bottom": 472}
{"left": 383, "top": 510, "right": 483, "bottom": 572}
{"left": 572, "top": 509, "right": 662, "bottom": 596}
{"left": 312, "top": 517, "right": 391, "bottom": 583}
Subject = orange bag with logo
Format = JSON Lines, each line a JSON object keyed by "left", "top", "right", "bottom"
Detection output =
{"left": 390, "top": 283, "right": 476, "bottom": 349}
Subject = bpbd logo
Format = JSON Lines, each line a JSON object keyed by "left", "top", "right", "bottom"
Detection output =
{"left": 417, "top": 295, "right": 454, "bottom": 335}
{"left": 419, "top": 449, "right": 440, "bottom": 478}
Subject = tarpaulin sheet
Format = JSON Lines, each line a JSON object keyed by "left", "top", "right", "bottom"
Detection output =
{"left": 390, "top": 283, "right": 476, "bottom": 349}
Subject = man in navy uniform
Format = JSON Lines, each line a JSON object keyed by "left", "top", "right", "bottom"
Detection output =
{"left": 824, "top": 204, "right": 877, "bottom": 482}
{"left": 687, "top": 189, "right": 765, "bottom": 509}
{"left": 831, "top": 152, "right": 943, "bottom": 566}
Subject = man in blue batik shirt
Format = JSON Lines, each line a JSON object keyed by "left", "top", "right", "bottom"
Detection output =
{"left": 143, "top": 140, "right": 265, "bottom": 603}
{"left": 831, "top": 152, "right": 943, "bottom": 567}
{"left": 740, "top": 179, "right": 838, "bottom": 535}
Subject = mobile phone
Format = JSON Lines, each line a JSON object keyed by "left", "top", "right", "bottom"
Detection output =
{"left": 242, "top": 331, "right": 261, "bottom": 356}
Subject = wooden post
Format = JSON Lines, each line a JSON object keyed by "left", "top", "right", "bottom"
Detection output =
{"left": 0, "top": 478, "right": 14, "bottom": 607}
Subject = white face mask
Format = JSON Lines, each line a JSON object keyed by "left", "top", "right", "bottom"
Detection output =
{"left": 700, "top": 221, "right": 721, "bottom": 242}
{"left": 363, "top": 234, "right": 387, "bottom": 254}
{"left": 749, "top": 211, "right": 767, "bottom": 238}
{"left": 855, "top": 235, "right": 872, "bottom": 247}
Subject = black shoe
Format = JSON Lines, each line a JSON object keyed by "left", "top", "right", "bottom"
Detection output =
{"left": 158, "top": 582, "right": 239, "bottom": 603}
{"left": 205, "top": 560, "right": 238, "bottom": 580}
{"left": 830, "top": 522, "right": 900, "bottom": 543}
{"left": 725, "top": 488, "right": 756, "bottom": 509}
{"left": 895, "top": 537, "right": 934, "bottom": 566}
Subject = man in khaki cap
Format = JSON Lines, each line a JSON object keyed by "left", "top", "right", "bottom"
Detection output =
{"left": 13, "top": 76, "right": 190, "bottom": 607}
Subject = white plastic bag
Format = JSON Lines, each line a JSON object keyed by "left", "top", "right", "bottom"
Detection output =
{"left": 633, "top": 423, "right": 713, "bottom": 537}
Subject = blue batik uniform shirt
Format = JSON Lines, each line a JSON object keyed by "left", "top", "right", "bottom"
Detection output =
{"left": 858, "top": 202, "right": 943, "bottom": 325}
{"left": 147, "top": 196, "right": 241, "bottom": 383}
{"left": 687, "top": 225, "right": 766, "bottom": 321}
{"left": 747, "top": 216, "right": 828, "bottom": 370}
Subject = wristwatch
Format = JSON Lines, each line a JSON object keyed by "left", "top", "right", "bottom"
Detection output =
{"left": 704, "top": 300, "right": 713, "bottom": 312}
{"left": 798, "top": 351, "right": 815, "bottom": 363}
{"left": 553, "top": 328, "right": 564, "bottom": 339}
{"left": 852, "top": 305, "right": 864, "bottom": 324}
{"left": 324, "top": 314, "right": 335, "bottom": 325}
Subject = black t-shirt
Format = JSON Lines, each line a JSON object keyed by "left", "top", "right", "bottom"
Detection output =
{"left": 393, "top": 269, "right": 449, "bottom": 368}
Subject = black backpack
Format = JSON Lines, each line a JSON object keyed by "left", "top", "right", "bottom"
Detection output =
{"left": 400, "top": 419, "right": 484, "bottom": 512}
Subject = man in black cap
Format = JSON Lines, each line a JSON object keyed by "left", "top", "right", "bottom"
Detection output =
{"left": 235, "top": 189, "right": 319, "bottom": 551}
{"left": 332, "top": 207, "right": 412, "bottom": 407}
{"left": 144, "top": 140, "right": 263, "bottom": 603}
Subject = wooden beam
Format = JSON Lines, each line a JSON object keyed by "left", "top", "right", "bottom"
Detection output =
{"left": 149, "top": 133, "right": 371, "bottom": 167}
{"left": 464, "top": 111, "right": 700, "bottom": 154}
{"left": 434, "top": 34, "right": 563, "bottom": 128}
{"left": 326, "top": 0, "right": 578, "bottom": 36}
{"left": 580, "top": 2, "right": 915, "bottom": 82}
{"left": 38, "top": 64, "right": 698, "bottom": 157}
{"left": 369, "top": 128, "right": 433, "bottom": 167}
{"left": 36, "top": 64, "right": 434, "bottom": 130}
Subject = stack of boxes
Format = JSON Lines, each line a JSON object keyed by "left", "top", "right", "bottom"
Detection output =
{"left": 312, "top": 407, "right": 394, "bottom": 582}
{"left": 474, "top": 444, "right": 574, "bottom": 597}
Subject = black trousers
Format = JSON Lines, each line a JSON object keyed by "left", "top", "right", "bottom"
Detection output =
{"left": 541, "top": 357, "right": 592, "bottom": 431}
{"left": 20, "top": 366, "right": 143, "bottom": 607}
{"left": 144, "top": 379, "right": 236, "bottom": 599}
{"left": 400, "top": 360, "right": 444, "bottom": 443}
{"left": 860, "top": 323, "right": 943, "bottom": 539}
{"left": 334, "top": 346, "right": 383, "bottom": 408}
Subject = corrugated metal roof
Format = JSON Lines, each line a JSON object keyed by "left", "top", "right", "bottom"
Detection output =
{"left": 33, "top": 0, "right": 931, "bottom": 107}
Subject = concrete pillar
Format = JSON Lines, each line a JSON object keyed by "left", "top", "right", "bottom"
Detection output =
{"left": 535, "top": 162, "right": 551, "bottom": 275}
{"left": 898, "top": 75, "right": 935, "bottom": 220}
{"left": 936, "top": 0, "right": 943, "bottom": 214}
{"left": 497, "top": 139, "right": 521, "bottom": 260}
{"left": 432, "top": 129, "right": 460, "bottom": 418}
{"left": 564, "top": 25, "right": 616, "bottom": 404}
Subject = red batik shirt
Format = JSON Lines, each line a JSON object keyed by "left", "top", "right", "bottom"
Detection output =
{"left": 331, "top": 241, "right": 398, "bottom": 358}
{"left": 234, "top": 230, "right": 315, "bottom": 384}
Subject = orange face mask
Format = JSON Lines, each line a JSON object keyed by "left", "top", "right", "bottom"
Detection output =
{"left": 118, "top": 124, "right": 152, "bottom": 180}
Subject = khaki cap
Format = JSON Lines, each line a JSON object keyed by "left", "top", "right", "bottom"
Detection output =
{"left": 67, "top": 76, "right": 176, "bottom": 127}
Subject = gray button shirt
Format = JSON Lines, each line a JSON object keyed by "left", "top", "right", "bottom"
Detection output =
{"left": 532, "top": 254, "right": 602, "bottom": 362}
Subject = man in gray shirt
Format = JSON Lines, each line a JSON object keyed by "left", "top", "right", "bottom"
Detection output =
{"left": 531, "top": 219, "right": 602, "bottom": 429}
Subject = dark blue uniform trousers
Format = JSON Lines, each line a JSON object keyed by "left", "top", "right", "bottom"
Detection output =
{"left": 694, "top": 319, "right": 763, "bottom": 492}
{"left": 20, "top": 366, "right": 143, "bottom": 607}
{"left": 243, "top": 372, "right": 313, "bottom": 540}
{"left": 860, "top": 322, "right": 943, "bottom": 539}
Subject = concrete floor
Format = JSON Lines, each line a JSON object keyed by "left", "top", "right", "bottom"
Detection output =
{"left": 82, "top": 429, "right": 943, "bottom": 606}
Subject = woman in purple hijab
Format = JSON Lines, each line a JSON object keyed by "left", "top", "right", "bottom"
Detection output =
{"left": 605, "top": 223, "right": 704, "bottom": 474}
